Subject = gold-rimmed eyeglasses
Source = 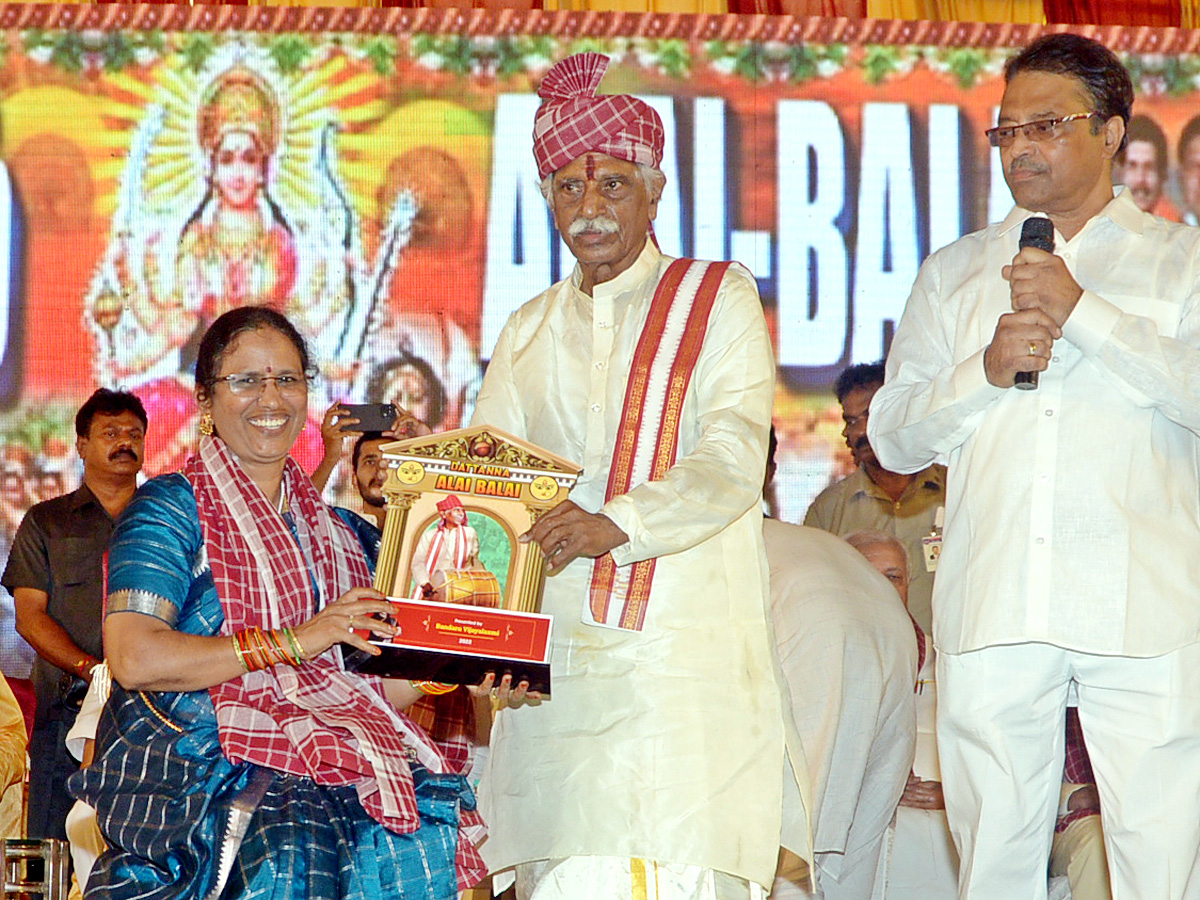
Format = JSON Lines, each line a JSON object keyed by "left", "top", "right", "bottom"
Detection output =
{"left": 985, "top": 112, "right": 1101, "bottom": 149}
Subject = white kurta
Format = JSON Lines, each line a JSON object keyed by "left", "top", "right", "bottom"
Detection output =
{"left": 869, "top": 190, "right": 1200, "bottom": 657}
{"left": 472, "top": 240, "right": 788, "bottom": 886}
{"left": 882, "top": 640, "right": 958, "bottom": 900}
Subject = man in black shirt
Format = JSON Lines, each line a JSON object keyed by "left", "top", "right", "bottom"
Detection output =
{"left": 1, "top": 388, "right": 145, "bottom": 840}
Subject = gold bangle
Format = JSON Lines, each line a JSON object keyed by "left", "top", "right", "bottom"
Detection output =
{"left": 231, "top": 634, "right": 250, "bottom": 674}
{"left": 411, "top": 680, "right": 457, "bottom": 696}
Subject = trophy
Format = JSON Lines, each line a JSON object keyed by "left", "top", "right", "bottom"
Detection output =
{"left": 347, "top": 425, "right": 580, "bottom": 694}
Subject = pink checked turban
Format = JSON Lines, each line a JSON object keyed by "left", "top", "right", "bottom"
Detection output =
{"left": 532, "top": 53, "right": 665, "bottom": 180}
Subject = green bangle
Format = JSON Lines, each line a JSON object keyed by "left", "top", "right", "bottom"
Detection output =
{"left": 283, "top": 627, "right": 307, "bottom": 664}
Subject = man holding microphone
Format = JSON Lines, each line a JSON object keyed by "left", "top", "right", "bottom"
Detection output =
{"left": 869, "top": 33, "right": 1200, "bottom": 899}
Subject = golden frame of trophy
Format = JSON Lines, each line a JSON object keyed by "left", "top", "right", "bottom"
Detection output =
{"left": 373, "top": 425, "right": 581, "bottom": 614}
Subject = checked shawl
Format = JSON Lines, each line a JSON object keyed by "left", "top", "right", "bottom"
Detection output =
{"left": 186, "top": 437, "right": 486, "bottom": 876}
{"left": 532, "top": 52, "right": 664, "bottom": 179}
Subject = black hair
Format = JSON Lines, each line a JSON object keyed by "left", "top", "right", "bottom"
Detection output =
{"left": 366, "top": 352, "right": 446, "bottom": 429}
{"left": 1004, "top": 33, "right": 1133, "bottom": 153}
{"left": 352, "top": 430, "right": 388, "bottom": 472}
{"left": 1179, "top": 115, "right": 1200, "bottom": 167}
{"left": 75, "top": 388, "right": 147, "bottom": 438}
{"left": 1124, "top": 115, "right": 1168, "bottom": 178}
{"left": 194, "top": 307, "right": 313, "bottom": 397}
{"left": 834, "top": 362, "right": 886, "bottom": 405}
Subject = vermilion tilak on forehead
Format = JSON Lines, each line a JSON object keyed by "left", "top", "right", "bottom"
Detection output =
{"left": 585, "top": 153, "right": 596, "bottom": 180}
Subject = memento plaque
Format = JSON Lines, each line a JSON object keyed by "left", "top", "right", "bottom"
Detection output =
{"left": 346, "top": 425, "right": 580, "bottom": 695}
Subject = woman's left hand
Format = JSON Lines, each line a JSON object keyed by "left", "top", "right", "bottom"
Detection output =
{"left": 292, "top": 586, "right": 397, "bottom": 660}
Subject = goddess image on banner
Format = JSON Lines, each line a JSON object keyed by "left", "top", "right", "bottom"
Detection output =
{"left": 82, "top": 45, "right": 481, "bottom": 473}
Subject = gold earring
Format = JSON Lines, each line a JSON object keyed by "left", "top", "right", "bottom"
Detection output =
{"left": 199, "top": 412, "right": 214, "bottom": 436}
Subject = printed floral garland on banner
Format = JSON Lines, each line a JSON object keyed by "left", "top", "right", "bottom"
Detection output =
{"left": 9, "top": 14, "right": 1200, "bottom": 97}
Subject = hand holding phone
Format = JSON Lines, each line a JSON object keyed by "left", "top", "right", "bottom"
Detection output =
{"left": 338, "top": 403, "right": 398, "bottom": 433}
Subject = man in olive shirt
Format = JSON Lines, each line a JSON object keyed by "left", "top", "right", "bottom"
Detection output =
{"left": 1, "top": 388, "right": 145, "bottom": 840}
{"left": 804, "top": 362, "right": 945, "bottom": 633}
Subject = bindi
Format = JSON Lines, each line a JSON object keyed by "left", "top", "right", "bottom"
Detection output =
{"left": 585, "top": 153, "right": 596, "bottom": 181}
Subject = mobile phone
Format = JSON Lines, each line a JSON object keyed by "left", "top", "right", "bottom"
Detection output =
{"left": 339, "top": 403, "right": 398, "bottom": 433}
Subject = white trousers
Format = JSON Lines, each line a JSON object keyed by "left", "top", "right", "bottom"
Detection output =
{"left": 881, "top": 807, "right": 959, "bottom": 900}
{"left": 938, "top": 642, "right": 1200, "bottom": 900}
{"left": 516, "top": 857, "right": 767, "bottom": 900}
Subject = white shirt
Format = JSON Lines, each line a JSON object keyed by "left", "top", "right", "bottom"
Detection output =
{"left": 472, "top": 240, "right": 789, "bottom": 885}
{"left": 869, "top": 189, "right": 1200, "bottom": 657}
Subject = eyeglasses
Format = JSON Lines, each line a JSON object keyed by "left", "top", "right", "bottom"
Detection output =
{"left": 985, "top": 113, "right": 1101, "bottom": 149}
{"left": 214, "top": 372, "right": 312, "bottom": 396}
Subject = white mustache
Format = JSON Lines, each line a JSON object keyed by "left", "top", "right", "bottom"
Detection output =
{"left": 568, "top": 216, "right": 620, "bottom": 237}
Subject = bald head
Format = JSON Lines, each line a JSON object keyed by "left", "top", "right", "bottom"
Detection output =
{"left": 845, "top": 530, "right": 909, "bottom": 605}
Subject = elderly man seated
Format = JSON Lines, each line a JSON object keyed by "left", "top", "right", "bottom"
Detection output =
{"left": 763, "top": 510, "right": 918, "bottom": 899}
{"left": 844, "top": 530, "right": 958, "bottom": 900}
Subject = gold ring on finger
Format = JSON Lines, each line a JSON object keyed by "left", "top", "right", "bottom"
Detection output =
{"left": 1029, "top": 341, "right": 1037, "bottom": 356}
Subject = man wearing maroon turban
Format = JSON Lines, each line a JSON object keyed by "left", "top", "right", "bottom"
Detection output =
{"left": 471, "top": 52, "right": 801, "bottom": 900}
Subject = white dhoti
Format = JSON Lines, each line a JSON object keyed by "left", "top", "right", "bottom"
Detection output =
{"left": 517, "top": 857, "right": 768, "bottom": 900}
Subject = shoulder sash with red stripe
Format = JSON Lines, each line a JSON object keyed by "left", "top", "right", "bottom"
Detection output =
{"left": 586, "top": 257, "right": 730, "bottom": 632}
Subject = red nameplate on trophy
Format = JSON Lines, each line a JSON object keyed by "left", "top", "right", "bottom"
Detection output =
{"left": 347, "top": 597, "right": 552, "bottom": 694}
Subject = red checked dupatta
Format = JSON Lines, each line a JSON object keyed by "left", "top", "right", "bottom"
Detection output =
{"left": 186, "top": 436, "right": 485, "bottom": 880}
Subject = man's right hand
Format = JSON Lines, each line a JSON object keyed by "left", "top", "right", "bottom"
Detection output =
{"left": 320, "top": 403, "right": 356, "bottom": 449}
{"left": 983, "top": 309, "right": 1062, "bottom": 388}
{"left": 899, "top": 773, "right": 945, "bottom": 810}
{"left": 521, "top": 500, "right": 629, "bottom": 574}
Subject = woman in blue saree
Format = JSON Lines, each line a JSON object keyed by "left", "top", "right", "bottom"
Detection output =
{"left": 72, "top": 307, "right": 487, "bottom": 899}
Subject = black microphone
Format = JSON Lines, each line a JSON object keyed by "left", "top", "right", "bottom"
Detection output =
{"left": 1014, "top": 216, "right": 1054, "bottom": 391}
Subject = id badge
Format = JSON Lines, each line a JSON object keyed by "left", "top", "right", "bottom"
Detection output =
{"left": 921, "top": 534, "right": 942, "bottom": 572}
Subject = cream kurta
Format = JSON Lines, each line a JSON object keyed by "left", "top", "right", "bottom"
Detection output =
{"left": 472, "top": 241, "right": 787, "bottom": 886}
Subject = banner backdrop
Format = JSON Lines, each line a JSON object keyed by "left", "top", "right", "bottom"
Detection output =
{"left": 0, "top": 7, "right": 1193, "bottom": 672}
